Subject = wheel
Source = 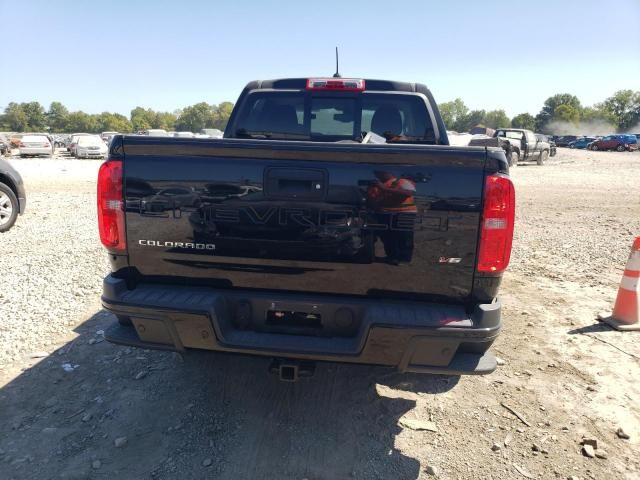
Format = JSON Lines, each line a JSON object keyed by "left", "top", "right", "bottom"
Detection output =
{"left": 510, "top": 151, "right": 519, "bottom": 167}
{"left": 0, "top": 182, "right": 19, "bottom": 233}
{"left": 591, "top": 144, "right": 599, "bottom": 151}
{"left": 569, "top": 144, "right": 575, "bottom": 149}
{"left": 616, "top": 145, "right": 625, "bottom": 152}
{"left": 537, "top": 150, "right": 549, "bottom": 165}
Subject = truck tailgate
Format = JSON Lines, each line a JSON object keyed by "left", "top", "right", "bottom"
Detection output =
{"left": 122, "top": 138, "right": 486, "bottom": 302}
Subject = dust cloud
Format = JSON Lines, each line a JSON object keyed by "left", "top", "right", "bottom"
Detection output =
{"left": 546, "top": 120, "right": 616, "bottom": 136}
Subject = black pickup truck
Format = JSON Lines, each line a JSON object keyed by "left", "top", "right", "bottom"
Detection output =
{"left": 100, "top": 77, "right": 515, "bottom": 380}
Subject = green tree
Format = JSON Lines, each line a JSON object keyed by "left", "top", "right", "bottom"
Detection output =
{"left": 211, "top": 102, "right": 234, "bottom": 130}
{"left": 483, "top": 110, "right": 511, "bottom": 129}
{"left": 153, "top": 111, "right": 177, "bottom": 130}
{"left": 130, "top": 107, "right": 156, "bottom": 131}
{"left": 554, "top": 104, "right": 580, "bottom": 125}
{"left": 511, "top": 113, "right": 536, "bottom": 130}
{"left": 438, "top": 98, "right": 468, "bottom": 131}
{"left": 3, "top": 103, "right": 29, "bottom": 131}
{"left": 96, "top": 112, "right": 132, "bottom": 133}
{"left": 601, "top": 90, "right": 640, "bottom": 131}
{"left": 455, "top": 109, "right": 486, "bottom": 133}
{"left": 47, "top": 102, "right": 69, "bottom": 132}
{"left": 21, "top": 102, "right": 47, "bottom": 131}
{"left": 535, "top": 94, "right": 582, "bottom": 130}
{"left": 581, "top": 105, "right": 617, "bottom": 125}
{"left": 175, "top": 102, "right": 214, "bottom": 132}
{"left": 66, "top": 111, "right": 99, "bottom": 133}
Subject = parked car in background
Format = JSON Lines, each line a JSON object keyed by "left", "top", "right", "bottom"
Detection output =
{"left": 18, "top": 135, "right": 52, "bottom": 157}
{"left": 140, "top": 129, "right": 169, "bottom": 137}
{"left": 103, "top": 136, "right": 115, "bottom": 145}
{"left": 101, "top": 131, "right": 119, "bottom": 143}
{"left": 589, "top": 135, "right": 638, "bottom": 152}
{"left": 201, "top": 128, "right": 224, "bottom": 138}
{"left": 568, "top": 137, "right": 598, "bottom": 149}
{"left": 0, "top": 157, "right": 27, "bottom": 232}
{"left": 53, "top": 135, "right": 69, "bottom": 148}
{"left": 494, "top": 128, "right": 550, "bottom": 165}
{"left": 0, "top": 134, "right": 11, "bottom": 155}
{"left": 536, "top": 134, "right": 556, "bottom": 156}
{"left": 68, "top": 133, "right": 92, "bottom": 156}
{"left": 554, "top": 136, "right": 578, "bottom": 147}
{"left": 173, "top": 131, "right": 195, "bottom": 138}
{"left": 76, "top": 135, "right": 108, "bottom": 159}
{"left": 469, "top": 135, "right": 517, "bottom": 165}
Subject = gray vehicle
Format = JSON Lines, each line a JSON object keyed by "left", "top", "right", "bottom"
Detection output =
{"left": 0, "top": 134, "right": 11, "bottom": 156}
{"left": 0, "top": 158, "right": 27, "bottom": 232}
{"left": 494, "top": 128, "right": 550, "bottom": 165}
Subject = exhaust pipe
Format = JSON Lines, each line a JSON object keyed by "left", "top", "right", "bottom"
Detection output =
{"left": 269, "top": 358, "right": 315, "bottom": 382}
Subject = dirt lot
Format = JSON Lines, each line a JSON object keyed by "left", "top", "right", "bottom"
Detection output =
{"left": 1, "top": 148, "right": 639, "bottom": 480}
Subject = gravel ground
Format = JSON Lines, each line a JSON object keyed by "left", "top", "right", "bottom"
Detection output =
{"left": 0, "top": 154, "right": 107, "bottom": 365}
{"left": 0, "top": 147, "right": 639, "bottom": 480}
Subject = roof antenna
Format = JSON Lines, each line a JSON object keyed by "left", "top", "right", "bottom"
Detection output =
{"left": 333, "top": 47, "right": 341, "bottom": 78}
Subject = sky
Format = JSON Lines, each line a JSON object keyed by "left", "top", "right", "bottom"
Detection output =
{"left": 2, "top": 0, "right": 639, "bottom": 118}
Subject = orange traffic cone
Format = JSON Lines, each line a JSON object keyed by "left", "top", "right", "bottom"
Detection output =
{"left": 600, "top": 237, "right": 640, "bottom": 331}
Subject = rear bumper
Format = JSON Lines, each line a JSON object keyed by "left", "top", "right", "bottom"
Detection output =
{"left": 101, "top": 275, "right": 502, "bottom": 375}
{"left": 77, "top": 150, "right": 106, "bottom": 157}
{"left": 19, "top": 147, "right": 51, "bottom": 155}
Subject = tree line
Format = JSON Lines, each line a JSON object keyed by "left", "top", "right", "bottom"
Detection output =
{"left": 438, "top": 89, "right": 640, "bottom": 133}
{"left": 0, "top": 101, "right": 235, "bottom": 134}
{"left": 3, "top": 89, "right": 639, "bottom": 136}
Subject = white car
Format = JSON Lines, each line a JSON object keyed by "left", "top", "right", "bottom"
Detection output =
{"left": 141, "top": 129, "right": 169, "bottom": 137}
{"left": 201, "top": 128, "right": 223, "bottom": 138}
{"left": 68, "top": 133, "right": 92, "bottom": 156}
{"left": 173, "top": 131, "right": 194, "bottom": 138}
{"left": 19, "top": 135, "right": 53, "bottom": 157}
{"left": 75, "top": 136, "right": 108, "bottom": 159}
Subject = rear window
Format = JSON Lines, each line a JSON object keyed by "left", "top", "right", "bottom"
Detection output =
{"left": 233, "top": 91, "right": 435, "bottom": 143}
{"left": 22, "top": 135, "right": 48, "bottom": 142}
{"left": 78, "top": 136, "right": 102, "bottom": 146}
{"left": 497, "top": 130, "right": 524, "bottom": 141}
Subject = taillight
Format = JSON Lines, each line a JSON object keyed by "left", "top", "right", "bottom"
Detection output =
{"left": 97, "top": 160, "right": 126, "bottom": 252}
{"left": 477, "top": 174, "right": 515, "bottom": 273}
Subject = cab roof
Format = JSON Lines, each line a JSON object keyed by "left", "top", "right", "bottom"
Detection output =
{"left": 244, "top": 78, "right": 427, "bottom": 93}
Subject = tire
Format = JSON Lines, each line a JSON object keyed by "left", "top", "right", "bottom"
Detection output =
{"left": 591, "top": 144, "right": 599, "bottom": 151}
{"left": 569, "top": 144, "right": 575, "bottom": 149}
{"left": 0, "top": 182, "right": 19, "bottom": 233}
{"left": 537, "top": 150, "right": 549, "bottom": 165}
{"left": 616, "top": 145, "right": 625, "bottom": 152}
{"left": 510, "top": 151, "right": 519, "bottom": 167}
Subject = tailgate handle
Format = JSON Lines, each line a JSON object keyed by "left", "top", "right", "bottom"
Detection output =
{"left": 265, "top": 167, "right": 327, "bottom": 199}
